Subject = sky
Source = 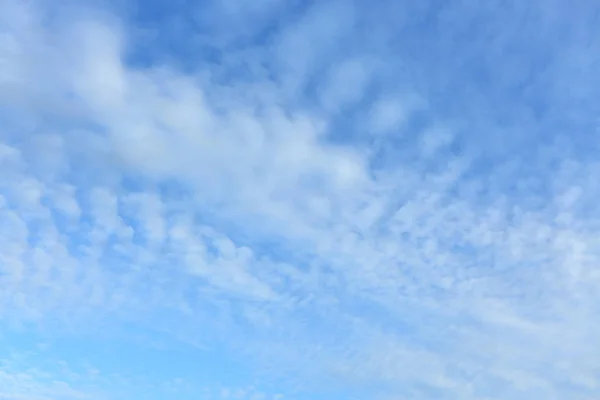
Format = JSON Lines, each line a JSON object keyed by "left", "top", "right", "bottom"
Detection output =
{"left": 1, "top": 0, "right": 600, "bottom": 399}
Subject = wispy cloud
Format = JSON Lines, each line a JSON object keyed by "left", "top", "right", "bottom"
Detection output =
{"left": 1, "top": 0, "right": 600, "bottom": 398}
{"left": 0, "top": 359, "right": 92, "bottom": 400}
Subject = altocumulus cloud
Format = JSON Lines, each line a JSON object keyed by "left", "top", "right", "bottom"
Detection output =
{"left": 1, "top": 0, "right": 600, "bottom": 399}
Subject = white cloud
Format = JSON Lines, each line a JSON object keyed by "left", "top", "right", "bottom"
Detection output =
{"left": 368, "top": 96, "right": 415, "bottom": 135}
{"left": 319, "top": 56, "right": 374, "bottom": 112}
{"left": 1, "top": 0, "right": 600, "bottom": 399}
{"left": 0, "top": 364, "right": 91, "bottom": 400}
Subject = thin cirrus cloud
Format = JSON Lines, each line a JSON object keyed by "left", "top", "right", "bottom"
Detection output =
{"left": 1, "top": 0, "right": 600, "bottom": 399}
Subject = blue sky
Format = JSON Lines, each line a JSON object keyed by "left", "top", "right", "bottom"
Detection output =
{"left": 1, "top": 0, "right": 600, "bottom": 399}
